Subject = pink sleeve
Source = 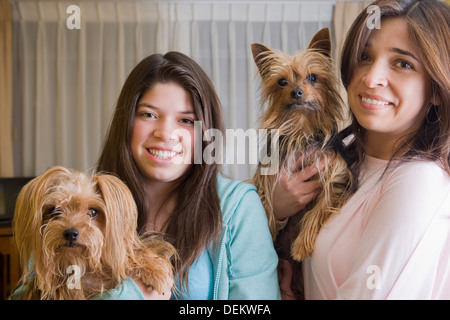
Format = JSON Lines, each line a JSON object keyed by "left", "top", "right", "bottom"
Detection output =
{"left": 335, "top": 162, "right": 450, "bottom": 299}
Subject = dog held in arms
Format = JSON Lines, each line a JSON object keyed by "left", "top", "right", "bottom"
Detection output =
{"left": 12, "top": 166, "right": 177, "bottom": 300}
{"left": 250, "top": 28, "right": 356, "bottom": 299}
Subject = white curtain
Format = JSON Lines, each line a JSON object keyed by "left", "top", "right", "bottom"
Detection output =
{"left": 333, "top": 0, "right": 372, "bottom": 121}
{"left": 11, "top": 0, "right": 351, "bottom": 180}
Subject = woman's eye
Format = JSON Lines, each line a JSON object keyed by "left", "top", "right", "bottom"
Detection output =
{"left": 87, "top": 207, "right": 98, "bottom": 219}
{"left": 180, "top": 118, "right": 194, "bottom": 125}
{"left": 397, "top": 60, "right": 413, "bottom": 70}
{"left": 140, "top": 112, "right": 156, "bottom": 118}
{"left": 360, "top": 52, "right": 370, "bottom": 61}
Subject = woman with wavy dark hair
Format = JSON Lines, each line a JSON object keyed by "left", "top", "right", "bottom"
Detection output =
{"left": 277, "top": 0, "right": 450, "bottom": 299}
{"left": 97, "top": 51, "right": 280, "bottom": 299}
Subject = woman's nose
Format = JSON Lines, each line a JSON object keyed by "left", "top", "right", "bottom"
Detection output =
{"left": 361, "top": 61, "right": 388, "bottom": 88}
{"left": 153, "top": 120, "right": 176, "bottom": 142}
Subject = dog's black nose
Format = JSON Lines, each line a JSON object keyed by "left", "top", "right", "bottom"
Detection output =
{"left": 290, "top": 87, "right": 303, "bottom": 100}
{"left": 63, "top": 228, "right": 79, "bottom": 241}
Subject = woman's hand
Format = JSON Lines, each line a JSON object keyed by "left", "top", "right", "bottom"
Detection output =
{"left": 272, "top": 163, "right": 323, "bottom": 221}
{"left": 278, "top": 259, "right": 296, "bottom": 300}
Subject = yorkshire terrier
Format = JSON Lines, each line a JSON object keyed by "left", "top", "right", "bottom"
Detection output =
{"left": 12, "top": 166, "right": 177, "bottom": 300}
{"left": 250, "top": 28, "right": 356, "bottom": 298}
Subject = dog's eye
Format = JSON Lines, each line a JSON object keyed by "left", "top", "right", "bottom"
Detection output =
{"left": 49, "top": 206, "right": 62, "bottom": 218}
{"left": 87, "top": 207, "right": 98, "bottom": 219}
{"left": 306, "top": 73, "right": 317, "bottom": 84}
{"left": 278, "top": 78, "right": 288, "bottom": 87}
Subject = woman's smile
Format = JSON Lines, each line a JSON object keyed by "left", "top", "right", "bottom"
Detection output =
{"left": 146, "top": 147, "right": 183, "bottom": 161}
{"left": 359, "top": 93, "right": 393, "bottom": 110}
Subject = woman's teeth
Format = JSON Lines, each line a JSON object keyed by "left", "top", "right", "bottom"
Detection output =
{"left": 361, "top": 96, "right": 390, "bottom": 106}
{"left": 148, "top": 149, "right": 179, "bottom": 159}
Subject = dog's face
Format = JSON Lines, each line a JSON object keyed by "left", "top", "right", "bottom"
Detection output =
{"left": 39, "top": 171, "right": 106, "bottom": 269}
{"left": 14, "top": 167, "right": 140, "bottom": 295}
{"left": 252, "top": 28, "right": 345, "bottom": 134}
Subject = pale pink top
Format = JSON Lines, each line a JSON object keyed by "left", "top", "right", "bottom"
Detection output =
{"left": 303, "top": 155, "right": 450, "bottom": 299}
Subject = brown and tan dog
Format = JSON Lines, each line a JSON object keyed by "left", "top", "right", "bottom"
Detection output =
{"left": 13, "top": 166, "right": 177, "bottom": 300}
{"left": 250, "top": 28, "right": 356, "bottom": 298}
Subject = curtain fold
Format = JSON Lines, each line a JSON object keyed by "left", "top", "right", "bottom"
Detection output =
{"left": 333, "top": 1, "right": 372, "bottom": 128}
{"left": 12, "top": 0, "right": 340, "bottom": 180}
{"left": 0, "top": 0, "right": 14, "bottom": 177}
{"left": 333, "top": 1, "right": 372, "bottom": 71}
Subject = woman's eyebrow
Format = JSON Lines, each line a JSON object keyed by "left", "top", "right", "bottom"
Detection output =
{"left": 136, "top": 102, "right": 156, "bottom": 108}
{"left": 179, "top": 111, "right": 196, "bottom": 115}
{"left": 389, "top": 47, "right": 420, "bottom": 63}
{"left": 136, "top": 102, "right": 196, "bottom": 115}
{"left": 364, "top": 42, "right": 420, "bottom": 63}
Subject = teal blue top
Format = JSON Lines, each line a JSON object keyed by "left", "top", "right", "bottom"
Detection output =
{"left": 11, "top": 276, "right": 144, "bottom": 300}
{"left": 94, "top": 278, "right": 145, "bottom": 300}
{"left": 171, "top": 173, "right": 281, "bottom": 300}
{"left": 171, "top": 249, "right": 213, "bottom": 300}
{"left": 208, "top": 174, "right": 280, "bottom": 299}
{"left": 114, "top": 174, "right": 281, "bottom": 300}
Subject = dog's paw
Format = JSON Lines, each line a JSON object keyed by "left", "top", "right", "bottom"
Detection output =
{"left": 134, "top": 231, "right": 179, "bottom": 294}
{"left": 134, "top": 276, "right": 173, "bottom": 300}
{"left": 291, "top": 237, "right": 311, "bottom": 261}
{"left": 138, "top": 252, "right": 175, "bottom": 293}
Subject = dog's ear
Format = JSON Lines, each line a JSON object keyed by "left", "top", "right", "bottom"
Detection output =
{"left": 13, "top": 166, "right": 73, "bottom": 278}
{"left": 14, "top": 174, "right": 41, "bottom": 275}
{"left": 307, "top": 28, "right": 331, "bottom": 57}
{"left": 251, "top": 43, "right": 272, "bottom": 64}
{"left": 93, "top": 174, "right": 140, "bottom": 279}
{"left": 251, "top": 43, "right": 275, "bottom": 78}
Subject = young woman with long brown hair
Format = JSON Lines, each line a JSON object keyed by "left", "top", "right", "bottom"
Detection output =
{"left": 97, "top": 51, "right": 280, "bottom": 299}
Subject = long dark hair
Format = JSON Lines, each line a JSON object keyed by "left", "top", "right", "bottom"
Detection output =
{"left": 340, "top": 0, "right": 450, "bottom": 176}
{"left": 97, "top": 52, "right": 224, "bottom": 285}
